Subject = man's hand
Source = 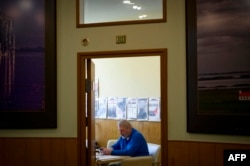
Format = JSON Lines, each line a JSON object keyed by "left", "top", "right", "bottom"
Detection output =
{"left": 101, "top": 147, "right": 112, "bottom": 155}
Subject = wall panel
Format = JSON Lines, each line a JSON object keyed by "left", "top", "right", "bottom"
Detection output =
{"left": 64, "top": 139, "right": 78, "bottom": 166}
{"left": 187, "top": 142, "right": 199, "bottom": 166}
{"left": 0, "top": 138, "right": 3, "bottom": 166}
{"left": 0, "top": 137, "right": 249, "bottom": 166}
{"left": 168, "top": 141, "right": 188, "bottom": 166}
{"left": 0, "top": 138, "right": 77, "bottom": 166}
{"left": 40, "top": 138, "right": 51, "bottom": 166}
{"left": 168, "top": 141, "right": 250, "bottom": 166}
{"left": 26, "top": 138, "right": 41, "bottom": 166}
{"left": 3, "top": 138, "right": 26, "bottom": 166}
{"left": 199, "top": 143, "right": 216, "bottom": 166}
{"left": 50, "top": 138, "right": 65, "bottom": 166}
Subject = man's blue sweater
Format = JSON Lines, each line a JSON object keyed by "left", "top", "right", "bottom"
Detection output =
{"left": 111, "top": 128, "right": 149, "bottom": 157}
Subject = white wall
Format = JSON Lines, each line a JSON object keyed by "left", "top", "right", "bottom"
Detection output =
{"left": 92, "top": 57, "right": 160, "bottom": 97}
{"left": 0, "top": 0, "right": 249, "bottom": 144}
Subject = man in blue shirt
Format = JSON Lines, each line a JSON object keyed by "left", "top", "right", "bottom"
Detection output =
{"left": 101, "top": 120, "right": 149, "bottom": 157}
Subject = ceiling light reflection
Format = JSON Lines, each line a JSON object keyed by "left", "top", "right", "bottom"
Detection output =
{"left": 133, "top": 5, "right": 141, "bottom": 10}
{"left": 139, "top": 15, "right": 147, "bottom": 19}
{"left": 123, "top": 0, "right": 134, "bottom": 4}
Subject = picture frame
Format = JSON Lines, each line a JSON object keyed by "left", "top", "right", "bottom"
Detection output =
{"left": 186, "top": 0, "right": 250, "bottom": 135}
{"left": 76, "top": 0, "right": 166, "bottom": 27}
{"left": 0, "top": 0, "right": 57, "bottom": 128}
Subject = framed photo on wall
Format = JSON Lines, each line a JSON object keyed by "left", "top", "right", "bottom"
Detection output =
{"left": 0, "top": 0, "right": 57, "bottom": 128}
{"left": 186, "top": 0, "right": 250, "bottom": 135}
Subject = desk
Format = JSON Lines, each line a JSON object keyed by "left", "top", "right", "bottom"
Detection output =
{"left": 96, "top": 155, "right": 130, "bottom": 166}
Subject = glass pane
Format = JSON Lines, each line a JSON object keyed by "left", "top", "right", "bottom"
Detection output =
{"left": 78, "top": 0, "right": 165, "bottom": 26}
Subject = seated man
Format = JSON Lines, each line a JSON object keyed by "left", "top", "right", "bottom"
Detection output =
{"left": 101, "top": 120, "right": 149, "bottom": 157}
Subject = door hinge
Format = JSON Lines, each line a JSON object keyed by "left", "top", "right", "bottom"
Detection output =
{"left": 85, "top": 79, "right": 91, "bottom": 93}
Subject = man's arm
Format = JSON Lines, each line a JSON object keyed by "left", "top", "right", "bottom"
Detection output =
{"left": 111, "top": 133, "right": 145, "bottom": 156}
{"left": 112, "top": 138, "right": 121, "bottom": 150}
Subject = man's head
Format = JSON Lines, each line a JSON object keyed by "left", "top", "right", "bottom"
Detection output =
{"left": 118, "top": 120, "right": 132, "bottom": 138}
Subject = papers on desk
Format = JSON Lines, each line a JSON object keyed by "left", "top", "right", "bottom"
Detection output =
{"left": 96, "top": 155, "right": 130, "bottom": 161}
{"left": 97, "top": 155, "right": 121, "bottom": 160}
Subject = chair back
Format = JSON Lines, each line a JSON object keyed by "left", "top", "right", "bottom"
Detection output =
{"left": 107, "top": 139, "right": 117, "bottom": 148}
{"left": 147, "top": 143, "right": 161, "bottom": 164}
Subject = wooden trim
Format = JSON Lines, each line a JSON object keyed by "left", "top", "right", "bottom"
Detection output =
{"left": 77, "top": 49, "right": 168, "bottom": 166}
{"left": 0, "top": 138, "right": 3, "bottom": 166}
{"left": 77, "top": 54, "right": 87, "bottom": 166}
{"left": 160, "top": 52, "right": 168, "bottom": 166}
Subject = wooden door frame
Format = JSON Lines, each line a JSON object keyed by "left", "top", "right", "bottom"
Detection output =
{"left": 77, "top": 49, "right": 168, "bottom": 166}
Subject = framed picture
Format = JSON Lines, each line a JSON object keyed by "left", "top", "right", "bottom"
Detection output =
{"left": 0, "top": 0, "right": 57, "bottom": 128}
{"left": 186, "top": 0, "right": 250, "bottom": 135}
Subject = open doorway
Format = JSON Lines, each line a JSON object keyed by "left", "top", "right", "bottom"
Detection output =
{"left": 93, "top": 56, "right": 161, "bottom": 147}
{"left": 77, "top": 49, "right": 168, "bottom": 166}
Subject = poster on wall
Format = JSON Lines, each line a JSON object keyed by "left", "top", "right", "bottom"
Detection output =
{"left": 116, "top": 97, "right": 127, "bottom": 119}
{"left": 137, "top": 98, "right": 149, "bottom": 121}
{"left": 148, "top": 97, "right": 160, "bottom": 121}
{"left": 95, "top": 97, "right": 107, "bottom": 119}
{"left": 127, "top": 97, "right": 138, "bottom": 120}
{"left": 107, "top": 97, "right": 117, "bottom": 119}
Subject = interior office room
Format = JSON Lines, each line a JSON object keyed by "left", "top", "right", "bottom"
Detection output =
{"left": 0, "top": 0, "right": 250, "bottom": 166}
{"left": 93, "top": 56, "right": 161, "bottom": 147}
{"left": 92, "top": 57, "right": 162, "bottom": 165}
